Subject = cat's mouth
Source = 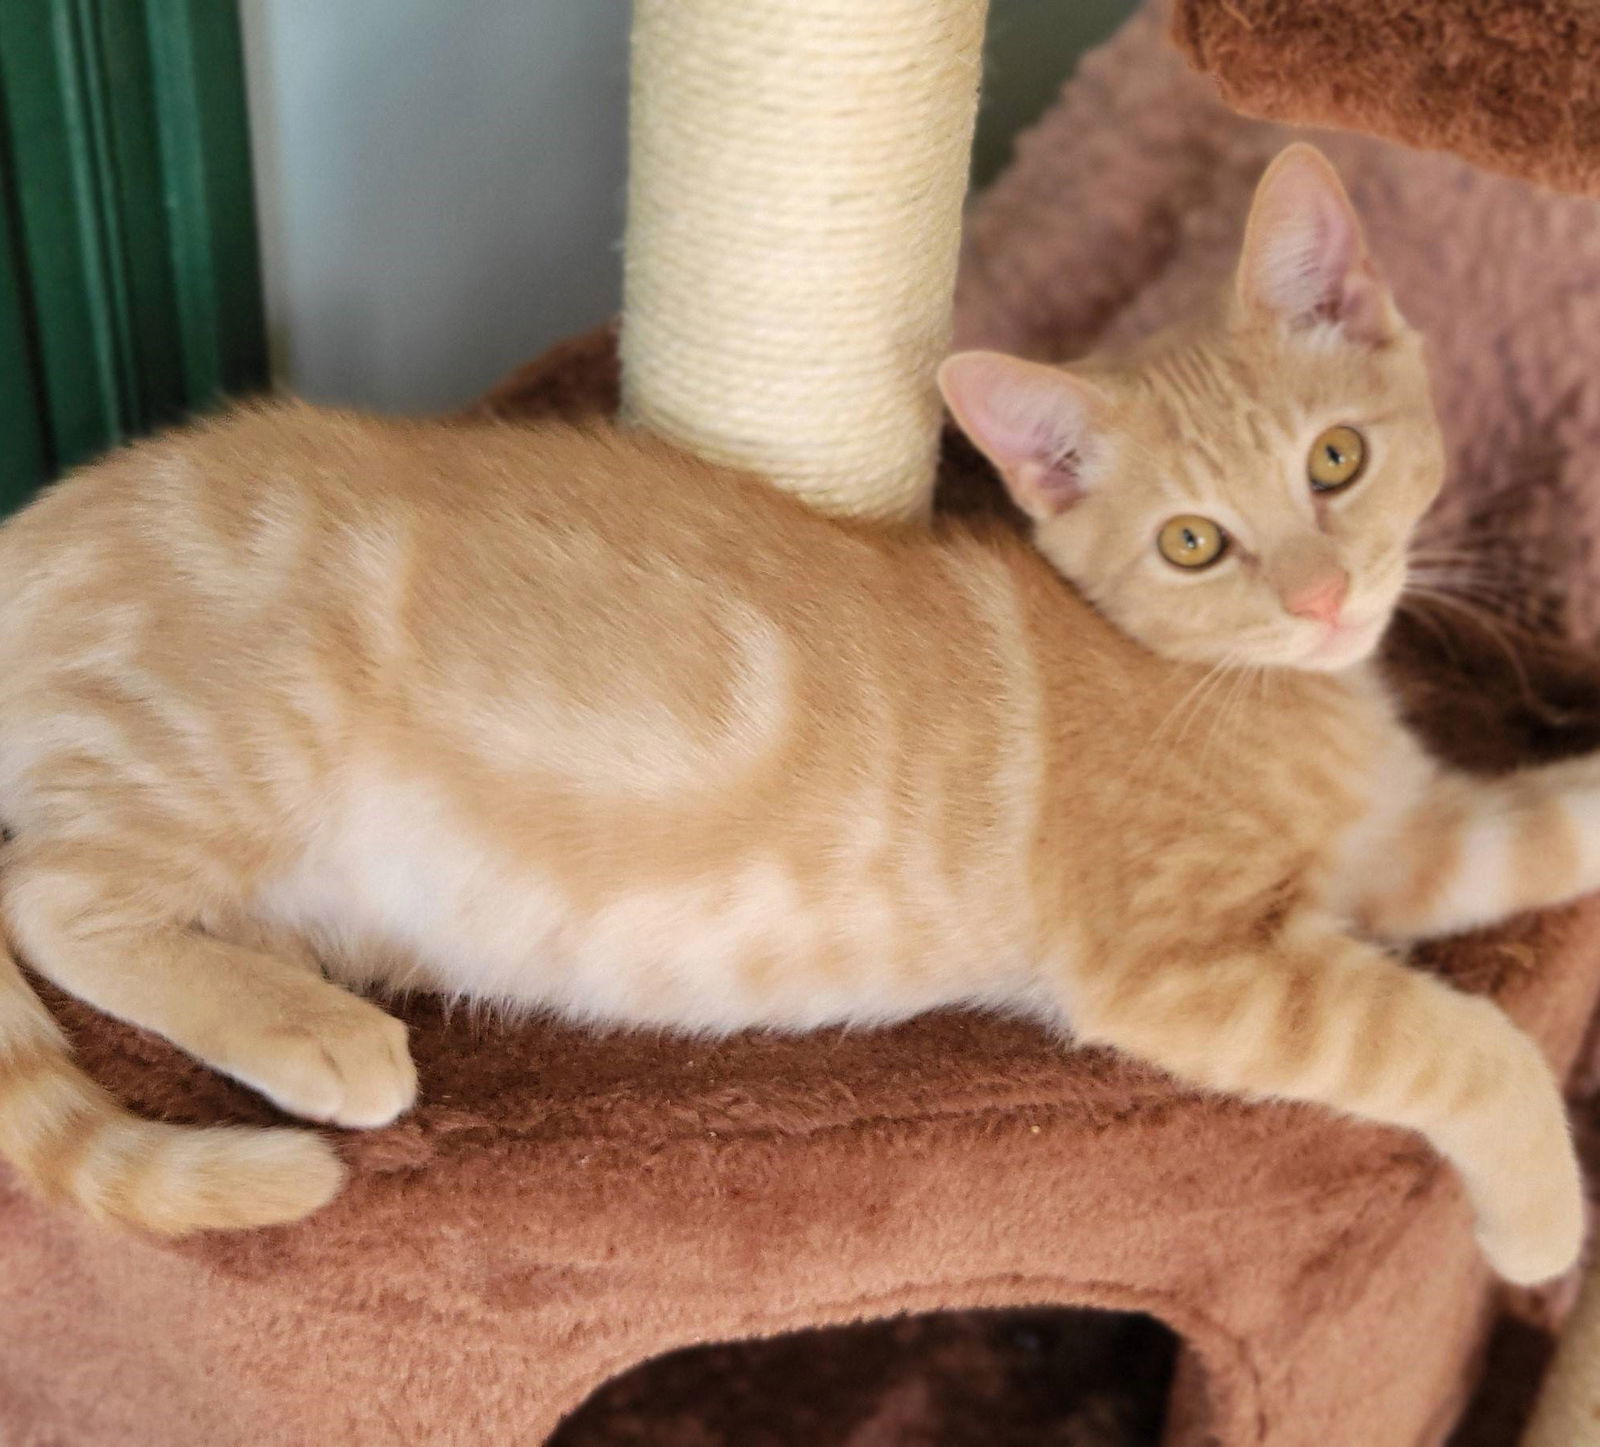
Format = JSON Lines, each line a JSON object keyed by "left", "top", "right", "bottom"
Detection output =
{"left": 1299, "top": 610, "right": 1389, "bottom": 671}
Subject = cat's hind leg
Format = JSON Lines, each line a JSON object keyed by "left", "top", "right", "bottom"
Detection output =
{"left": 1068, "top": 918, "right": 1583, "bottom": 1285}
{"left": 2, "top": 838, "right": 416, "bottom": 1129}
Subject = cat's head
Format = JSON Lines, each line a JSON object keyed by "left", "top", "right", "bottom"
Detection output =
{"left": 940, "top": 143, "right": 1443, "bottom": 673}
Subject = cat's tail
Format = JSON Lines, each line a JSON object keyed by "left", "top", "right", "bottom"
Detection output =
{"left": 0, "top": 939, "right": 345, "bottom": 1234}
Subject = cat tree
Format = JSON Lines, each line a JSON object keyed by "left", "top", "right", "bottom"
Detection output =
{"left": 7, "top": 2, "right": 1600, "bottom": 1444}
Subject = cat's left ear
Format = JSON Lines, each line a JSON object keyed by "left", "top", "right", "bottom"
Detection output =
{"left": 1236, "top": 144, "right": 1398, "bottom": 346}
{"left": 937, "top": 351, "right": 1108, "bottom": 521}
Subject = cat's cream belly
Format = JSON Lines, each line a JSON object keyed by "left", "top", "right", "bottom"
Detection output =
{"left": 255, "top": 768, "right": 1042, "bottom": 1034}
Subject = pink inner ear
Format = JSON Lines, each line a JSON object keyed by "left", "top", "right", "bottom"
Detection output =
{"left": 1015, "top": 456, "right": 1085, "bottom": 515}
{"left": 937, "top": 352, "right": 1094, "bottom": 519}
{"left": 1264, "top": 206, "right": 1355, "bottom": 319}
{"left": 1242, "top": 150, "right": 1393, "bottom": 344}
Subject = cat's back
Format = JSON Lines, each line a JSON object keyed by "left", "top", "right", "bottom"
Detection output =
{"left": 0, "top": 400, "right": 1132, "bottom": 732}
{"left": 0, "top": 400, "right": 906, "bottom": 594}
{"left": 0, "top": 403, "right": 848, "bottom": 628}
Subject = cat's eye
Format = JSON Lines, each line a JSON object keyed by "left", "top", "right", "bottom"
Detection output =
{"left": 1308, "top": 425, "right": 1366, "bottom": 493}
{"left": 1156, "top": 515, "right": 1228, "bottom": 570}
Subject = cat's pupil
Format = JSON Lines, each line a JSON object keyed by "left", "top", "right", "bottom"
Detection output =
{"left": 1181, "top": 528, "right": 1198, "bottom": 549}
{"left": 1324, "top": 444, "right": 1343, "bottom": 465}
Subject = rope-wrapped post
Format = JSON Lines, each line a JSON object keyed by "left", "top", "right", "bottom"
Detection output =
{"left": 621, "top": 0, "right": 989, "bottom": 523}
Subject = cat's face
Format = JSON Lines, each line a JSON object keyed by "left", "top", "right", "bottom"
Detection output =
{"left": 941, "top": 144, "right": 1444, "bottom": 673}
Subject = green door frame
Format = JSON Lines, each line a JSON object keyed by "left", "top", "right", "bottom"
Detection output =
{"left": 0, "top": 0, "right": 267, "bottom": 512}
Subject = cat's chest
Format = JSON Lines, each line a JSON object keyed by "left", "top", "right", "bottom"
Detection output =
{"left": 1166, "top": 666, "right": 1419, "bottom": 920}
{"left": 1318, "top": 717, "right": 1437, "bottom": 927}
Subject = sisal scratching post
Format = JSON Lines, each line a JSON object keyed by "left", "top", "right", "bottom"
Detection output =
{"left": 620, "top": 0, "right": 988, "bottom": 523}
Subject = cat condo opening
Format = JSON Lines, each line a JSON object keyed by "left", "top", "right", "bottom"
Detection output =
{"left": 550, "top": 1306, "right": 1178, "bottom": 1445}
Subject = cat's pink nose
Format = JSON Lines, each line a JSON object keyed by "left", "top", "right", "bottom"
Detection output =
{"left": 1285, "top": 570, "right": 1349, "bottom": 626}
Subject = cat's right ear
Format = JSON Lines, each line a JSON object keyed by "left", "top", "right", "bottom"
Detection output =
{"left": 1235, "top": 143, "right": 1397, "bottom": 345}
{"left": 937, "top": 352, "right": 1106, "bottom": 521}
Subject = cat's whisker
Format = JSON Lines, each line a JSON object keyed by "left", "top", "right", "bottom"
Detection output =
{"left": 1407, "top": 579, "right": 1529, "bottom": 617}
{"left": 1409, "top": 538, "right": 1543, "bottom": 564}
{"left": 1200, "top": 659, "right": 1260, "bottom": 775}
{"left": 1395, "top": 592, "right": 1465, "bottom": 664}
{"left": 1126, "top": 650, "right": 1273, "bottom": 795}
{"left": 1404, "top": 566, "right": 1558, "bottom": 631}
{"left": 1130, "top": 630, "right": 1300, "bottom": 790}
{"left": 1131, "top": 657, "right": 1235, "bottom": 775}
{"left": 1408, "top": 554, "right": 1518, "bottom": 575}
{"left": 1406, "top": 560, "right": 1552, "bottom": 612}
{"left": 1407, "top": 564, "right": 1545, "bottom": 595}
{"left": 1405, "top": 577, "right": 1531, "bottom": 624}
{"left": 1408, "top": 545, "right": 1542, "bottom": 572}
{"left": 1400, "top": 585, "right": 1557, "bottom": 717}
{"left": 1406, "top": 562, "right": 1535, "bottom": 598}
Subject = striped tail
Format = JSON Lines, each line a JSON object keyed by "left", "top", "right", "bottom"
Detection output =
{"left": 0, "top": 940, "right": 344, "bottom": 1234}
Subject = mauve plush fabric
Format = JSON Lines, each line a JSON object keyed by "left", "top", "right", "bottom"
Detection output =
{"left": 9, "top": 6, "right": 1600, "bottom": 1445}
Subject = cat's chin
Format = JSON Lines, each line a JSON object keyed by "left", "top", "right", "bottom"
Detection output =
{"left": 1293, "top": 615, "right": 1390, "bottom": 673}
{"left": 1177, "top": 614, "right": 1389, "bottom": 674}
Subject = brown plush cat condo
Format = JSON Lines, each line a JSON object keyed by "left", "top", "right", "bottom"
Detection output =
{"left": 10, "top": 2, "right": 1600, "bottom": 1443}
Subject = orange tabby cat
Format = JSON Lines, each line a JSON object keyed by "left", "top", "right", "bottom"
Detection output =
{"left": 0, "top": 146, "right": 1583, "bottom": 1282}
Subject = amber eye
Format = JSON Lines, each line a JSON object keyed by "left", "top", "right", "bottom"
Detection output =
{"left": 1156, "top": 515, "right": 1228, "bottom": 570}
{"left": 1308, "top": 425, "right": 1366, "bottom": 493}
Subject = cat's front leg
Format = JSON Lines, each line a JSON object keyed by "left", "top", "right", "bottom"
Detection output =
{"left": 1351, "top": 756, "right": 1600, "bottom": 941}
{"left": 4, "top": 838, "right": 417, "bottom": 1131}
{"left": 1066, "top": 919, "right": 1582, "bottom": 1284}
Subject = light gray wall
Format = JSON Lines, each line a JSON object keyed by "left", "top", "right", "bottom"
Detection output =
{"left": 241, "top": 1, "right": 1134, "bottom": 414}
{"left": 242, "top": 0, "right": 631, "bottom": 413}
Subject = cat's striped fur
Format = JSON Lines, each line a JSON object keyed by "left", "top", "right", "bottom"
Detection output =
{"left": 0, "top": 147, "right": 1584, "bottom": 1282}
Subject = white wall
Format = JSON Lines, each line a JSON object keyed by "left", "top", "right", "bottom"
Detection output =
{"left": 241, "top": 1, "right": 1133, "bottom": 415}
{"left": 241, "top": 1, "right": 630, "bottom": 413}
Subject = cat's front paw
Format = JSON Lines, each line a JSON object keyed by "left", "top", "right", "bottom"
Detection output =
{"left": 224, "top": 995, "right": 418, "bottom": 1130}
